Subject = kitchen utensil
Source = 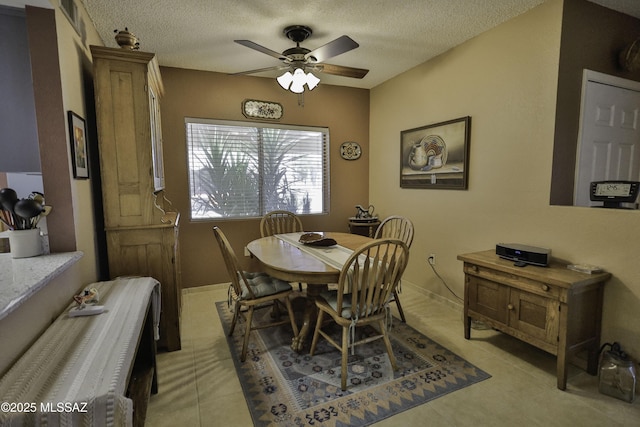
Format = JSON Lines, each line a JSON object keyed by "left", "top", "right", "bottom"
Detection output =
{"left": 0, "top": 188, "right": 19, "bottom": 229}
{"left": 0, "top": 188, "right": 18, "bottom": 218}
{"left": 0, "top": 212, "right": 13, "bottom": 229}
{"left": 32, "top": 205, "right": 52, "bottom": 227}
{"left": 0, "top": 188, "right": 18, "bottom": 209}
{"left": 14, "top": 198, "right": 44, "bottom": 219}
{"left": 28, "top": 191, "right": 45, "bottom": 205}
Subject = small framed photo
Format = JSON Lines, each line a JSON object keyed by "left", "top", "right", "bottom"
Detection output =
{"left": 67, "top": 111, "right": 89, "bottom": 179}
{"left": 400, "top": 116, "right": 471, "bottom": 189}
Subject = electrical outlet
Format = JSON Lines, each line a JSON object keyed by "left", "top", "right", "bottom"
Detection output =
{"left": 428, "top": 253, "right": 436, "bottom": 265}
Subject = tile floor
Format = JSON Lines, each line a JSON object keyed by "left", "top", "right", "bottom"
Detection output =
{"left": 147, "top": 283, "right": 640, "bottom": 426}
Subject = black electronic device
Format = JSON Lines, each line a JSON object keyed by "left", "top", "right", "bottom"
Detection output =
{"left": 496, "top": 243, "right": 550, "bottom": 267}
{"left": 590, "top": 181, "right": 640, "bottom": 209}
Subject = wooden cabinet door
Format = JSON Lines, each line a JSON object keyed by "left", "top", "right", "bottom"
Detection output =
{"left": 467, "top": 276, "right": 509, "bottom": 324}
{"left": 509, "top": 289, "right": 559, "bottom": 346}
{"left": 106, "top": 227, "right": 181, "bottom": 351}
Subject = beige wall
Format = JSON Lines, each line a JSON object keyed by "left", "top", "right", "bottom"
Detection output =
{"left": 159, "top": 67, "right": 370, "bottom": 286}
{"left": 16, "top": 2, "right": 104, "bottom": 284}
{"left": 370, "top": 0, "right": 640, "bottom": 358}
{"left": 51, "top": 1, "right": 104, "bottom": 283}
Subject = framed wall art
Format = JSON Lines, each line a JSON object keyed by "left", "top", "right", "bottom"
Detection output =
{"left": 400, "top": 116, "right": 471, "bottom": 189}
{"left": 67, "top": 111, "right": 89, "bottom": 179}
{"left": 242, "top": 99, "right": 283, "bottom": 120}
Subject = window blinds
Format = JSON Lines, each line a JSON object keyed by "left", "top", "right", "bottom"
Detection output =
{"left": 186, "top": 118, "right": 329, "bottom": 219}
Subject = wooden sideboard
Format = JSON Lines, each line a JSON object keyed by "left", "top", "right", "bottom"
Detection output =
{"left": 91, "top": 45, "right": 181, "bottom": 351}
{"left": 348, "top": 219, "right": 380, "bottom": 238}
{"left": 458, "top": 250, "right": 610, "bottom": 390}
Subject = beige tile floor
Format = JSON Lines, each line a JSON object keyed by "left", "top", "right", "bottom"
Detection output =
{"left": 147, "top": 283, "right": 640, "bottom": 426}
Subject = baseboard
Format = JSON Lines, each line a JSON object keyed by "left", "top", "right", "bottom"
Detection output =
{"left": 182, "top": 283, "right": 229, "bottom": 295}
{"left": 400, "top": 279, "right": 462, "bottom": 311}
{"left": 182, "top": 281, "right": 463, "bottom": 313}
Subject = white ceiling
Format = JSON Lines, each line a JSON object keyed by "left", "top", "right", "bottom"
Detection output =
{"left": 80, "top": 0, "right": 549, "bottom": 89}
{"left": 7, "top": 1, "right": 640, "bottom": 89}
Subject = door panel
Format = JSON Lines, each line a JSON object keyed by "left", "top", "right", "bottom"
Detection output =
{"left": 509, "top": 290, "right": 558, "bottom": 345}
{"left": 575, "top": 80, "right": 640, "bottom": 206}
{"left": 467, "top": 277, "right": 509, "bottom": 324}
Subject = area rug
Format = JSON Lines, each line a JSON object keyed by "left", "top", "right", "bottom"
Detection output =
{"left": 216, "top": 301, "right": 490, "bottom": 427}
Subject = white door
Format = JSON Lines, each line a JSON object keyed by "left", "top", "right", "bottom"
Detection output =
{"left": 574, "top": 71, "right": 640, "bottom": 207}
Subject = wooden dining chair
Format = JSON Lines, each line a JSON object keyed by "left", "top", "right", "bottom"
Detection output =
{"left": 309, "top": 238, "right": 410, "bottom": 391}
{"left": 260, "top": 210, "right": 305, "bottom": 290}
{"left": 213, "top": 226, "right": 299, "bottom": 362}
{"left": 374, "top": 215, "right": 414, "bottom": 322}
{"left": 260, "top": 210, "right": 304, "bottom": 237}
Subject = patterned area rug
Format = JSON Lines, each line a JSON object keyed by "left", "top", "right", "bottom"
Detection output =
{"left": 216, "top": 301, "right": 490, "bottom": 427}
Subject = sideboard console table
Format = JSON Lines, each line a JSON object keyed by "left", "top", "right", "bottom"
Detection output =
{"left": 457, "top": 250, "right": 610, "bottom": 390}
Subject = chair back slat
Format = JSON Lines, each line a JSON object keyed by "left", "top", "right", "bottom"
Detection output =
{"left": 374, "top": 216, "right": 414, "bottom": 248}
{"left": 213, "top": 226, "right": 255, "bottom": 299}
{"left": 337, "top": 238, "right": 409, "bottom": 319}
{"left": 260, "top": 210, "right": 304, "bottom": 237}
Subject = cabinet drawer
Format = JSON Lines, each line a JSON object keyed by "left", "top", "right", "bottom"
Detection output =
{"left": 464, "top": 263, "right": 561, "bottom": 300}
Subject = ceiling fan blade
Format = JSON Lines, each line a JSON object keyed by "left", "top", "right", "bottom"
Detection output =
{"left": 313, "top": 63, "right": 369, "bottom": 79}
{"left": 231, "top": 65, "right": 289, "bottom": 76}
{"left": 234, "top": 40, "right": 287, "bottom": 60}
{"left": 305, "top": 35, "right": 359, "bottom": 63}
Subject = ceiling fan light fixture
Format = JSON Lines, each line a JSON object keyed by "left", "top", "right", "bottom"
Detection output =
{"left": 290, "top": 68, "right": 307, "bottom": 93}
{"left": 277, "top": 68, "right": 320, "bottom": 93}
{"left": 306, "top": 72, "right": 320, "bottom": 90}
{"left": 277, "top": 71, "right": 294, "bottom": 90}
{"left": 290, "top": 82, "right": 305, "bottom": 93}
{"left": 235, "top": 25, "right": 368, "bottom": 91}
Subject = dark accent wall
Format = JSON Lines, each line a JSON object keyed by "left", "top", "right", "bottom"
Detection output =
{"left": 550, "top": 0, "right": 640, "bottom": 205}
{"left": 159, "top": 67, "right": 370, "bottom": 287}
{"left": 0, "top": 6, "right": 40, "bottom": 172}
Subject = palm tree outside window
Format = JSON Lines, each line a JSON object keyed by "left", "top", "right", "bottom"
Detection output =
{"left": 186, "top": 118, "right": 329, "bottom": 219}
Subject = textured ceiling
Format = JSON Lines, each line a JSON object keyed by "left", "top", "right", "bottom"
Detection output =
{"left": 8, "top": 1, "right": 640, "bottom": 89}
{"left": 80, "top": 0, "right": 550, "bottom": 89}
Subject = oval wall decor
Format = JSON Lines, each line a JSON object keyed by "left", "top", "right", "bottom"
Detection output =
{"left": 340, "top": 141, "right": 362, "bottom": 160}
{"left": 242, "top": 99, "right": 283, "bottom": 120}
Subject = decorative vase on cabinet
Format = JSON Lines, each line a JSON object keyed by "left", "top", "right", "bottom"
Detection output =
{"left": 91, "top": 45, "right": 181, "bottom": 351}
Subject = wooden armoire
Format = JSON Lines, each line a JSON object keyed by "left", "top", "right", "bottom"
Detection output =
{"left": 91, "top": 45, "right": 181, "bottom": 351}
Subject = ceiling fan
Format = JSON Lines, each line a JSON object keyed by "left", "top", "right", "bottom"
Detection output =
{"left": 233, "top": 25, "right": 369, "bottom": 86}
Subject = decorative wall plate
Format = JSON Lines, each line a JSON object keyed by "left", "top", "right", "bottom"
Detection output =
{"left": 242, "top": 99, "right": 283, "bottom": 120}
{"left": 340, "top": 141, "right": 361, "bottom": 160}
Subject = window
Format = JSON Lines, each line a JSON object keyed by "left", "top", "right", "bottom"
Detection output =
{"left": 186, "top": 118, "right": 330, "bottom": 219}
{"left": 59, "top": 0, "right": 80, "bottom": 34}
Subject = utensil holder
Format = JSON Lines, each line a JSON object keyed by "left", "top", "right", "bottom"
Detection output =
{"left": 0, "top": 228, "right": 42, "bottom": 258}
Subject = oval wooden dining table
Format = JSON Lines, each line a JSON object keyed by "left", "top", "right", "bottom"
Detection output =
{"left": 246, "top": 231, "right": 372, "bottom": 352}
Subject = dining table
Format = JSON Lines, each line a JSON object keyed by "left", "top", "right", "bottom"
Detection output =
{"left": 246, "top": 231, "right": 372, "bottom": 352}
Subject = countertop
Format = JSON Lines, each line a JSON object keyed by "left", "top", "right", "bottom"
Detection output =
{"left": 0, "top": 251, "right": 83, "bottom": 320}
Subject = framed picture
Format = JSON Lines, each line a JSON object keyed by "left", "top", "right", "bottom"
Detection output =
{"left": 400, "top": 116, "right": 471, "bottom": 189}
{"left": 67, "top": 111, "right": 89, "bottom": 179}
{"left": 242, "top": 99, "right": 283, "bottom": 120}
